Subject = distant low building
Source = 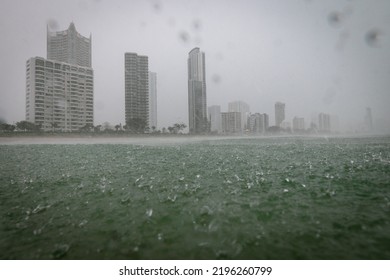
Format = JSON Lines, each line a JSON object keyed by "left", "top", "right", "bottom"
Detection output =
{"left": 275, "top": 102, "right": 285, "bottom": 127}
{"left": 293, "top": 117, "right": 305, "bottom": 132}
{"left": 148, "top": 72, "right": 157, "bottom": 129}
{"left": 318, "top": 113, "right": 331, "bottom": 132}
{"left": 208, "top": 105, "right": 222, "bottom": 133}
{"left": 228, "top": 101, "right": 250, "bottom": 132}
{"left": 281, "top": 121, "right": 291, "bottom": 131}
{"left": 365, "top": 107, "right": 373, "bottom": 132}
{"left": 248, "top": 113, "right": 269, "bottom": 134}
{"left": 221, "top": 112, "right": 241, "bottom": 134}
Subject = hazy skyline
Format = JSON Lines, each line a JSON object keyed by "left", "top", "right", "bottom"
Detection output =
{"left": 1, "top": 0, "right": 389, "bottom": 132}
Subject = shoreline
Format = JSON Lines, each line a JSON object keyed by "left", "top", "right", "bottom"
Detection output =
{"left": 0, "top": 133, "right": 388, "bottom": 145}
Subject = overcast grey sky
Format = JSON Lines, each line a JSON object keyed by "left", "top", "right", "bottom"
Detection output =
{"left": 0, "top": 0, "right": 389, "bottom": 131}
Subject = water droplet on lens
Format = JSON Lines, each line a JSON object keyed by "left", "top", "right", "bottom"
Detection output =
{"left": 365, "top": 29, "right": 383, "bottom": 47}
{"left": 328, "top": 11, "right": 343, "bottom": 27}
{"left": 212, "top": 74, "right": 221, "bottom": 84}
{"left": 179, "top": 31, "right": 190, "bottom": 43}
{"left": 47, "top": 19, "right": 59, "bottom": 31}
{"left": 192, "top": 19, "right": 202, "bottom": 31}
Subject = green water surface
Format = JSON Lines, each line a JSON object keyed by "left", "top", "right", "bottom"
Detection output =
{"left": 1, "top": 136, "right": 389, "bottom": 259}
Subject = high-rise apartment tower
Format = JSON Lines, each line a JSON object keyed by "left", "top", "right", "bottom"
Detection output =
{"left": 26, "top": 23, "right": 94, "bottom": 131}
{"left": 124, "top": 53, "right": 149, "bottom": 131}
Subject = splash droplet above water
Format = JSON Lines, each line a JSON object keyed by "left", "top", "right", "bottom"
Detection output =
{"left": 145, "top": 209, "right": 153, "bottom": 217}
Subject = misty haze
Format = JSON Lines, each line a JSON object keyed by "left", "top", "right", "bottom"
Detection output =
{"left": 0, "top": 0, "right": 390, "bottom": 260}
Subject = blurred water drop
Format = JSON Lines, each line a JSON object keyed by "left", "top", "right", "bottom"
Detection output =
{"left": 328, "top": 11, "right": 343, "bottom": 27}
{"left": 47, "top": 19, "right": 59, "bottom": 31}
{"left": 179, "top": 31, "right": 190, "bottom": 43}
{"left": 365, "top": 29, "right": 383, "bottom": 47}
{"left": 212, "top": 74, "right": 221, "bottom": 84}
{"left": 192, "top": 19, "right": 202, "bottom": 31}
{"left": 215, "top": 53, "right": 224, "bottom": 61}
{"left": 151, "top": 0, "right": 162, "bottom": 13}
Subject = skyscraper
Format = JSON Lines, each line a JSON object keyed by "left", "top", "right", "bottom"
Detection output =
{"left": 26, "top": 23, "right": 94, "bottom": 131}
{"left": 47, "top": 22, "right": 92, "bottom": 67}
{"left": 188, "top": 47, "right": 207, "bottom": 134}
{"left": 148, "top": 72, "right": 157, "bottom": 130}
{"left": 275, "top": 102, "right": 285, "bottom": 127}
{"left": 125, "top": 53, "right": 149, "bottom": 131}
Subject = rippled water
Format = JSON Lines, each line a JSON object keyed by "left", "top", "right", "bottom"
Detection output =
{"left": 1, "top": 136, "right": 389, "bottom": 259}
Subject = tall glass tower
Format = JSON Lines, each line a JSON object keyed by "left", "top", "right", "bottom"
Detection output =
{"left": 188, "top": 47, "right": 207, "bottom": 134}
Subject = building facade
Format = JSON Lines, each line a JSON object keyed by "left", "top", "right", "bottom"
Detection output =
{"left": 248, "top": 113, "right": 269, "bottom": 134}
{"left": 365, "top": 107, "right": 373, "bottom": 132}
{"left": 148, "top": 72, "right": 157, "bottom": 130}
{"left": 26, "top": 22, "right": 94, "bottom": 131}
{"left": 221, "top": 112, "right": 241, "bottom": 134}
{"left": 275, "top": 102, "right": 285, "bottom": 127}
{"left": 228, "top": 100, "right": 250, "bottom": 132}
{"left": 47, "top": 22, "right": 92, "bottom": 68}
{"left": 292, "top": 117, "right": 305, "bottom": 132}
{"left": 208, "top": 105, "right": 222, "bottom": 134}
{"left": 125, "top": 52, "right": 149, "bottom": 131}
{"left": 26, "top": 57, "right": 93, "bottom": 131}
{"left": 188, "top": 47, "right": 207, "bottom": 134}
{"left": 318, "top": 113, "right": 331, "bottom": 132}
